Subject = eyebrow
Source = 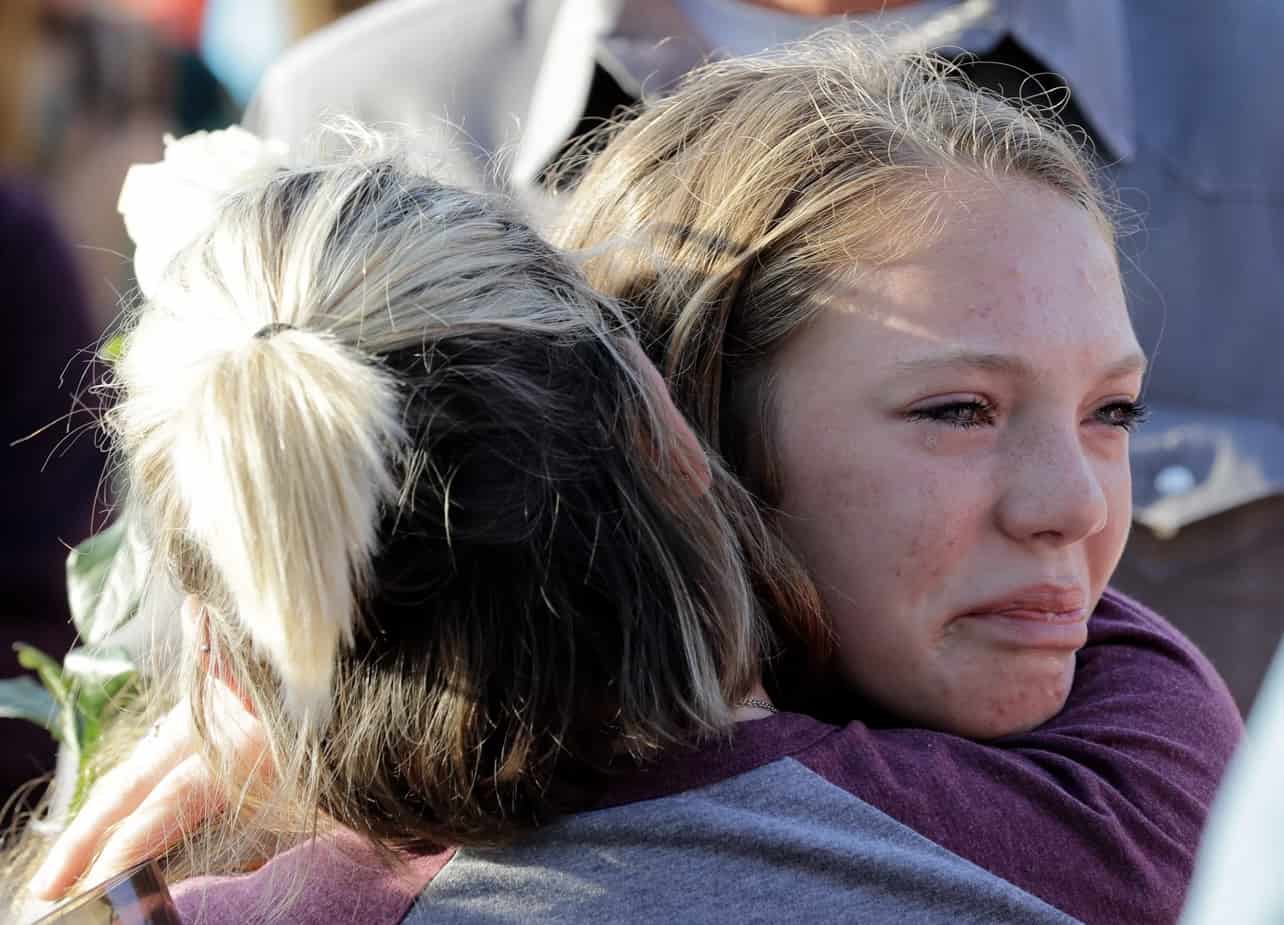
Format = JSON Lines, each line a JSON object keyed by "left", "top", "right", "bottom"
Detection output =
{"left": 889, "top": 349, "right": 1149, "bottom": 380}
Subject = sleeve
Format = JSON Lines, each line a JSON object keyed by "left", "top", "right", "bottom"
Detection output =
{"left": 172, "top": 832, "right": 454, "bottom": 925}
{"left": 797, "top": 589, "right": 1243, "bottom": 925}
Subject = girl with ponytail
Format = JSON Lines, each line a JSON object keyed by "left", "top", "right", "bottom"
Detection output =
{"left": 12, "top": 127, "right": 773, "bottom": 922}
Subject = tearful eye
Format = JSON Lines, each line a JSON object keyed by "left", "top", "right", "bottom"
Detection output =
{"left": 907, "top": 399, "right": 997, "bottom": 430}
{"left": 1095, "top": 399, "right": 1150, "bottom": 431}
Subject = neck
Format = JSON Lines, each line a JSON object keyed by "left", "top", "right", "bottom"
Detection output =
{"left": 738, "top": 0, "right": 922, "bottom": 15}
{"left": 731, "top": 678, "right": 777, "bottom": 722}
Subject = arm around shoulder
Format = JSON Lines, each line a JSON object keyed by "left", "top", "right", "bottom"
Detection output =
{"left": 796, "top": 588, "right": 1242, "bottom": 925}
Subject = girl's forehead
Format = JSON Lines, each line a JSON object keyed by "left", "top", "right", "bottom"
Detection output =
{"left": 837, "top": 182, "right": 1124, "bottom": 327}
{"left": 780, "top": 185, "right": 1138, "bottom": 388}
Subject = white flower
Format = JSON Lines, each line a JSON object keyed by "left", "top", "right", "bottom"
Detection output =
{"left": 117, "top": 126, "right": 290, "bottom": 298}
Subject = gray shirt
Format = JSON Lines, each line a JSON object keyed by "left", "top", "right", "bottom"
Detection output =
{"left": 403, "top": 757, "right": 1076, "bottom": 924}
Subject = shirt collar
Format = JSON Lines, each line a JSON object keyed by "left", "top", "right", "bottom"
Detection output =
{"left": 591, "top": 0, "right": 1136, "bottom": 163}
{"left": 512, "top": 0, "right": 708, "bottom": 193}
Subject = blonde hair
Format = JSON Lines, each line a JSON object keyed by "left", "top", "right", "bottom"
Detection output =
{"left": 11, "top": 129, "right": 770, "bottom": 912}
{"left": 552, "top": 39, "right": 1113, "bottom": 710}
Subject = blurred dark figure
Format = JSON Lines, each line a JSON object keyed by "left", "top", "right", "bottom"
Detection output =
{"left": 0, "top": 0, "right": 103, "bottom": 816}
{"left": 0, "top": 178, "right": 101, "bottom": 808}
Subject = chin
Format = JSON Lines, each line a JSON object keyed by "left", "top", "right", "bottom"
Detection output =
{"left": 900, "top": 654, "right": 1078, "bottom": 741}
{"left": 958, "top": 660, "right": 1077, "bottom": 740}
{"left": 958, "top": 703, "right": 1065, "bottom": 740}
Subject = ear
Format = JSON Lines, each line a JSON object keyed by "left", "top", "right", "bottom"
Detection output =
{"left": 623, "top": 340, "right": 713, "bottom": 495}
{"left": 181, "top": 595, "right": 255, "bottom": 713}
{"left": 179, "top": 595, "right": 206, "bottom": 657}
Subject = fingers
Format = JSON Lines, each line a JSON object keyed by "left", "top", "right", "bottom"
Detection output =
{"left": 78, "top": 752, "right": 227, "bottom": 891}
{"left": 76, "top": 685, "right": 272, "bottom": 892}
{"left": 27, "top": 670, "right": 271, "bottom": 903}
{"left": 28, "top": 702, "right": 194, "bottom": 901}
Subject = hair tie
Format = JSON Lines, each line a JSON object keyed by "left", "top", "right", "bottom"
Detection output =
{"left": 254, "top": 322, "right": 295, "bottom": 340}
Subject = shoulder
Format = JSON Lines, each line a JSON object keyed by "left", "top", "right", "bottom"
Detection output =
{"left": 781, "top": 590, "right": 1244, "bottom": 923}
{"left": 406, "top": 758, "right": 1075, "bottom": 924}
{"left": 1089, "top": 588, "right": 1240, "bottom": 731}
{"left": 1072, "top": 588, "right": 1242, "bottom": 797}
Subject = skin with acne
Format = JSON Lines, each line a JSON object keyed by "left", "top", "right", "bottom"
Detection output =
{"left": 769, "top": 175, "right": 1146, "bottom": 739}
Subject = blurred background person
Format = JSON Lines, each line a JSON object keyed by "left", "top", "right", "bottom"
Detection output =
{"left": 243, "top": 0, "right": 1284, "bottom": 714}
{"left": 37, "top": 0, "right": 237, "bottom": 330}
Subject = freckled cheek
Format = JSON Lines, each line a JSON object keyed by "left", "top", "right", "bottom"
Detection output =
{"left": 894, "top": 458, "right": 994, "bottom": 589}
{"left": 1092, "top": 462, "right": 1133, "bottom": 586}
{"left": 789, "top": 454, "right": 977, "bottom": 616}
{"left": 777, "top": 453, "right": 892, "bottom": 613}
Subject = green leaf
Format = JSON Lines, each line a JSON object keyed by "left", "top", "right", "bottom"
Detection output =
{"left": 0, "top": 676, "right": 59, "bottom": 731}
{"left": 65, "top": 513, "right": 148, "bottom": 646}
{"left": 16, "top": 644, "right": 82, "bottom": 763}
{"left": 70, "top": 672, "right": 139, "bottom": 811}
{"left": 72, "top": 662, "right": 138, "bottom": 734}
{"left": 16, "top": 643, "right": 71, "bottom": 708}
{"left": 15, "top": 644, "right": 140, "bottom": 813}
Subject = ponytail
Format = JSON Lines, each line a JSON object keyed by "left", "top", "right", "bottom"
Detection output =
{"left": 180, "top": 328, "right": 400, "bottom": 719}
{"left": 112, "top": 202, "right": 404, "bottom": 725}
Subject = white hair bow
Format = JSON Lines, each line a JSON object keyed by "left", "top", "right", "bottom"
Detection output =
{"left": 117, "top": 126, "right": 289, "bottom": 299}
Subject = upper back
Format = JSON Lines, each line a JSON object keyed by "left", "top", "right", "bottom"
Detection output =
{"left": 176, "top": 758, "right": 1076, "bottom": 925}
{"left": 402, "top": 758, "right": 1076, "bottom": 924}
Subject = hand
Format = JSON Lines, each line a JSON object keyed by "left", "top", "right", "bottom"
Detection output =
{"left": 27, "top": 682, "right": 266, "bottom": 901}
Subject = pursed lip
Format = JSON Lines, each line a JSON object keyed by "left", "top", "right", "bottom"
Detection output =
{"left": 957, "top": 583, "right": 1087, "bottom": 621}
{"left": 952, "top": 583, "right": 1090, "bottom": 650}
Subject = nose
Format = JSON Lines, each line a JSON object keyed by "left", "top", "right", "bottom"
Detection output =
{"left": 995, "top": 426, "right": 1110, "bottom": 547}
